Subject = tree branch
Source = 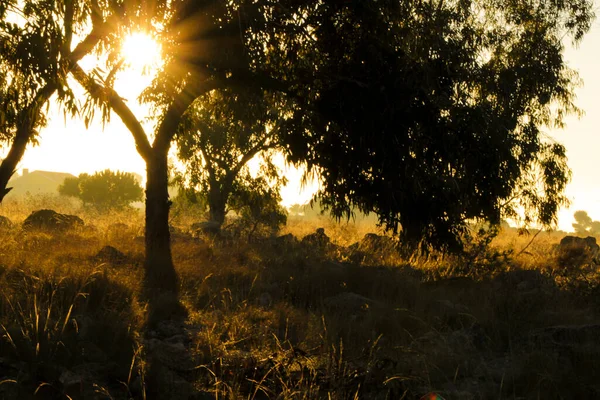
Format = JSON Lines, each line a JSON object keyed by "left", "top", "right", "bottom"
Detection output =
{"left": 198, "top": 146, "right": 216, "bottom": 180}
{"left": 0, "top": 12, "right": 121, "bottom": 202}
{"left": 232, "top": 142, "right": 275, "bottom": 178}
{"left": 70, "top": 63, "right": 153, "bottom": 161}
{"left": 153, "top": 78, "right": 221, "bottom": 156}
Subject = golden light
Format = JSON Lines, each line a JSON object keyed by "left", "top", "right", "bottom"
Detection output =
{"left": 121, "top": 32, "right": 162, "bottom": 72}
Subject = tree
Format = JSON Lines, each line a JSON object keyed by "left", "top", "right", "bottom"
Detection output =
{"left": 59, "top": 175, "right": 81, "bottom": 198}
{"left": 274, "top": 1, "right": 593, "bottom": 250}
{"left": 59, "top": 170, "right": 143, "bottom": 211}
{"left": 174, "top": 89, "right": 287, "bottom": 229}
{"left": 572, "top": 210, "right": 600, "bottom": 235}
{"left": 0, "top": 0, "right": 147, "bottom": 202}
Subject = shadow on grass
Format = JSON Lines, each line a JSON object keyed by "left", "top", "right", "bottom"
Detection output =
{"left": 175, "top": 236, "right": 600, "bottom": 399}
{"left": 0, "top": 266, "right": 143, "bottom": 400}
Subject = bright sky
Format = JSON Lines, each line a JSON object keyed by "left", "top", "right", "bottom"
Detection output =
{"left": 10, "top": 12, "right": 600, "bottom": 232}
{"left": 550, "top": 13, "right": 600, "bottom": 231}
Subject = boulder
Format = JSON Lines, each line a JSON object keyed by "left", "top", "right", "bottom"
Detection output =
{"left": 106, "top": 222, "right": 130, "bottom": 238}
{"left": 347, "top": 233, "right": 399, "bottom": 264}
{"left": 22, "top": 209, "right": 84, "bottom": 232}
{"left": 0, "top": 215, "right": 12, "bottom": 230}
{"left": 359, "top": 233, "right": 396, "bottom": 253}
{"left": 191, "top": 221, "right": 221, "bottom": 237}
{"left": 94, "top": 245, "right": 128, "bottom": 266}
{"left": 323, "top": 292, "right": 386, "bottom": 314}
{"left": 301, "top": 228, "right": 331, "bottom": 249}
{"left": 556, "top": 235, "right": 600, "bottom": 268}
{"left": 559, "top": 236, "right": 600, "bottom": 253}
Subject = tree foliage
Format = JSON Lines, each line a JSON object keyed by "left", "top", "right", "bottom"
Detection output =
{"left": 59, "top": 170, "right": 143, "bottom": 211}
{"left": 0, "top": 0, "right": 163, "bottom": 200}
{"left": 268, "top": 0, "right": 591, "bottom": 250}
{"left": 174, "top": 89, "right": 287, "bottom": 227}
{"left": 228, "top": 176, "right": 287, "bottom": 240}
{"left": 572, "top": 210, "right": 600, "bottom": 235}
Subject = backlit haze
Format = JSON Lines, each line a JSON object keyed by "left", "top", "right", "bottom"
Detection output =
{"left": 11, "top": 18, "right": 600, "bottom": 232}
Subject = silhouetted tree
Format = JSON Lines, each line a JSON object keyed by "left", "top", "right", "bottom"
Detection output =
{"left": 572, "top": 210, "right": 600, "bottom": 235}
{"left": 278, "top": 1, "right": 593, "bottom": 250}
{"left": 174, "top": 89, "right": 287, "bottom": 230}
{"left": 59, "top": 170, "right": 143, "bottom": 211}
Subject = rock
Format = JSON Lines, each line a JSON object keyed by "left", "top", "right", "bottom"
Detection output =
{"left": 427, "top": 299, "right": 475, "bottom": 329}
{"left": 76, "top": 341, "right": 108, "bottom": 363}
{"left": 191, "top": 221, "right": 221, "bottom": 238}
{"left": 94, "top": 245, "right": 128, "bottom": 265}
{"left": 530, "top": 324, "right": 600, "bottom": 346}
{"left": 0, "top": 215, "right": 12, "bottom": 230}
{"left": 525, "top": 324, "right": 600, "bottom": 393}
{"left": 274, "top": 233, "right": 298, "bottom": 247}
{"left": 301, "top": 228, "right": 331, "bottom": 249}
{"left": 75, "top": 315, "right": 96, "bottom": 340}
{"left": 147, "top": 364, "right": 192, "bottom": 400}
{"left": 22, "top": 209, "right": 84, "bottom": 232}
{"left": 258, "top": 292, "right": 273, "bottom": 308}
{"left": 171, "top": 231, "right": 197, "bottom": 244}
{"left": 59, "top": 369, "right": 83, "bottom": 388}
{"left": 144, "top": 338, "right": 198, "bottom": 372}
{"left": 556, "top": 235, "right": 600, "bottom": 267}
{"left": 346, "top": 233, "right": 399, "bottom": 264}
{"left": 106, "top": 222, "right": 130, "bottom": 240}
{"left": 559, "top": 236, "right": 600, "bottom": 252}
{"left": 323, "top": 292, "right": 386, "bottom": 314}
{"left": 359, "top": 233, "right": 396, "bottom": 253}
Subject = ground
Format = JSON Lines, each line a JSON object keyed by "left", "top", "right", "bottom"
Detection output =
{"left": 0, "top": 194, "right": 599, "bottom": 399}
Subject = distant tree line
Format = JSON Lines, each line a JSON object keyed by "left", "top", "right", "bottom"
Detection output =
{"left": 572, "top": 210, "right": 600, "bottom": 235}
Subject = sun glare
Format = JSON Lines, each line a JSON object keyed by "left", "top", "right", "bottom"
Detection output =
{"left": 121, "top": 32, "right": 162, "bottom": 72}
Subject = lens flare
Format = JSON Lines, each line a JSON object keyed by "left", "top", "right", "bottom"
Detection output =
{"left": 121, "top": 32, "right": 162, "bottom": 71}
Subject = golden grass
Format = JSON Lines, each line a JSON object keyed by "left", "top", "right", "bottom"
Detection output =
{"left": 0, "top": 198, "right": 599, "bottom": 399}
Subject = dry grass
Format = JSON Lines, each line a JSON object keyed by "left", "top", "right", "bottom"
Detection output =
{"left": 0, "top": 198, "right": 599, "bottom": 399}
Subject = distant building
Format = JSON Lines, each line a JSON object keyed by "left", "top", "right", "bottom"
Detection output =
{"left": 6, "top": 169, "right": 76, "bottom": 198}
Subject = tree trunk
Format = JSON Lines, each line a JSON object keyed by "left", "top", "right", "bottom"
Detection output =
{"left": 144, "top": 153, "right": 178, "bottom": 297}
{"left": 208, "top": 188, "right": 227, "bottom": 227}
{"left": 208, "top": 177, "right": 233, "bottom": 228}
{"left": 0, "top": 125, "right": 29, "bottom": 202}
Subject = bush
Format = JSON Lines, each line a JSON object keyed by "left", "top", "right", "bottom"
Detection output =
{"left": 59, "top": 170, "right": 143, "bottom": 211}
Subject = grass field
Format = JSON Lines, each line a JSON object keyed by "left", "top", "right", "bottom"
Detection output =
{"left": 0, "top": 195, "right": 599, "bottom": 399}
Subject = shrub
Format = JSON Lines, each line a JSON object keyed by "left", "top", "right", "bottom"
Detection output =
{"left": 59, "top": 170, "right": 143, "bottom": 211}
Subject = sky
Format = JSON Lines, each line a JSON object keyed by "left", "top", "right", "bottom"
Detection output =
{"left": 9, "top": 11, "right": 600, "bottom": 232}
{"left": 549, "top": 14, "right": 600, "bottom": 231}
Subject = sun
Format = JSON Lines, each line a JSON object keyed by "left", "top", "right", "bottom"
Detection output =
{"left": 121, "top": 32, "right": 162, "bottom": 72}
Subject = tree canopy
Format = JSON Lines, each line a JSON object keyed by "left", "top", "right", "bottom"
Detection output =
{"left": 274, "top": 0, "right": 591, "bottom": 250}
{"left": 174, "top": 89, "right": 287, "bottom": 227}
{"left": 59, "top": 169, "right": 143, "bottom": 211}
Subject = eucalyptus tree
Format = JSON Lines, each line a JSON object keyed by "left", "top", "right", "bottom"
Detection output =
{"left": 0, "top": 0, "right": 159, "bottom": 201}
{"left": 275, "top": 0, "right": 594, "bottom": 251}
{"left": 68, "top": 0, "right": 593, "bottom": 295}
{"left": 174, "top": 89, "right": 287, "bottom": 229}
